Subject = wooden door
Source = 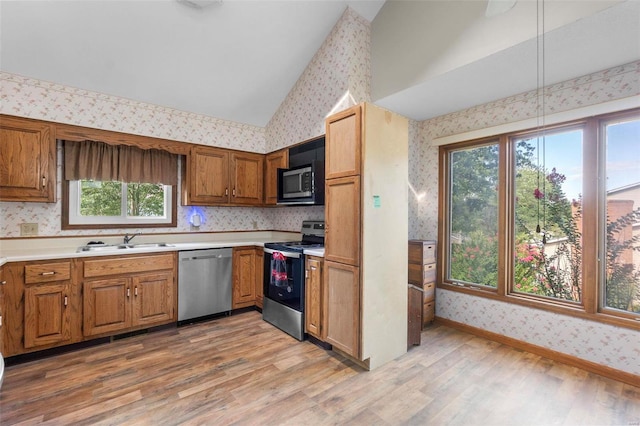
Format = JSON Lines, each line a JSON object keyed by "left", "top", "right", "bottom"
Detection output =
{"left": 232, "top": 247, "right": 256, "bottom": 308}
{"left": 132, "top": 272, "right": 175, "bottom": 327}
{"left": 325, "top": 176, "right": 361, "bottom": 266}
{"left": 264, "top": 149, "right": 288, "bottom": 205}
{"left": 323, "top": 261, "right": 360, "bottom": 358}
{"left": 254, "top": 247, "right": 264, "bottom": 309}
{"left": 305, "top": 256, "right": 323, "bottom": 339}
{"left": 325, "top": 105, "right": 361, "bottom": 179}
{"left": 0, "top": 115, "right": 56, "bottom": 202}
{"left": 230, "top": 152, "right": 264, "bottom": 205}
{"left": 24, "top": 283, "right": 71, "bottom": 348}
{"left": 83, "top": 278, "right": 130, "bottom": 336}
{"left": 189, "top": 146, "right": 230, "bottom": 204}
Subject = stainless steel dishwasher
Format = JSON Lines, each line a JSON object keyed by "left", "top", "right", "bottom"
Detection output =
{"left": 178, "top": 248, "right": 232, "bottom": 323}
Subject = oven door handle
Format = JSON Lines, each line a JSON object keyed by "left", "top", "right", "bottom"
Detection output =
{"left": 263, "top": 247, "right": 301, "bottom": 259}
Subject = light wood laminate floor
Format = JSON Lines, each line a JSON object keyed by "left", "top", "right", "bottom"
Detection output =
{"left": 1, "top": 311, "right": 638, "bottom": 425}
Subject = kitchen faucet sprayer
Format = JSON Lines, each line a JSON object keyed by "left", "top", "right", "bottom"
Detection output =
{"left": 123, "top": 233, "right": 141, "bottom": 244}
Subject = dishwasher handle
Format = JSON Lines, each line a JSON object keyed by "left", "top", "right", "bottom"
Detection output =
{"left": 181, "top": 253, "right": 231, "bottom": 262}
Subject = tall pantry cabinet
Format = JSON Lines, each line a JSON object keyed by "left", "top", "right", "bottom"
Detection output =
{"left": 324, "top": 103, "right": 408, "bottom": 370}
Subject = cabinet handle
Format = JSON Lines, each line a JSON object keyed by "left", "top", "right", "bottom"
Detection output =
{"left": 225, "top": 188, "right": 229, "bottom": 196}
{"left": 305, "top": 270, "right": 308, "bottom": 278}
{"left": 232, "top": 188, "right": 236, "bottom": 197}
{"left": 0, "top": 315, "right": 2, "bottom": 327}
{"left": 64, "top": 296, "right": 68, "bottom": 307}
{"left": 134, "top": 286, "right": 138, "bottom": 297}
{"left": 42, "top": 176, "right": 46, "bottom": 188}
{"left": 311, "top": 266, "right": 317, "bottom": 271}
{"left": 0, "top": 280, "right": 6, "bottom": 285}
{"left": 127, "top": 288, "right": 131, "bottom": 298}
{"left": 40, "top": 271, "right": 56, "bottom": 276}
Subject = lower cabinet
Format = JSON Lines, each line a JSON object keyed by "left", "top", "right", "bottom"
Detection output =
{"left": 254, "top": 248, "right": 264, "bottom": 309}
{"left": 322, "top": 260, "right": 360, "bottom": 358}
{"left": 0, "top": 265, "right": 5, "bottom": 354}
{"left": 305, "top": 256, "right": 323, "bottom": 339}
{"left": 83, "top": 253, "right": 176, "bottom": 338}
{"left": 23, "top": 260, "right": 78, "bottom": 350}
{"left": 232, "top": 247, "right": 257, "bottom": 309}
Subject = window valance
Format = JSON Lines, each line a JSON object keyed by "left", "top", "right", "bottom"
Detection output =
{"left": 64, "top": 140, "right": 178, "bottom": 186}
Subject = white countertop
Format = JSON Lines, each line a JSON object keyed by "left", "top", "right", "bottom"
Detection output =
{"left": 0, "top": 231, "right": 324, "bottom": 264}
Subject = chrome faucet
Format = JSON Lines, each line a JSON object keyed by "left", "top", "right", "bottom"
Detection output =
{"left": 123, "top": 233, "right": 140, "bottom": 244}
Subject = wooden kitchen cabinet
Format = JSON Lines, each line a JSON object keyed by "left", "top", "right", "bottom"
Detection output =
{"left": 254, "top": 247, "right": 264, "bottom": 309}
{"left": 325, "top": 176, "right": 360, "bottom": 266}
{"left": 323, "top": 261, "right": 360, "bottom": 357}
{"left": 232, "top": 247, "right": 257, "bottom": 309}
{"left": 0, "top": 266, "right": 5, "bottom": 355}
{"left": 323, "top": 103, "right": 408, "bottom": 368}
{"left": 264, "top": 148, "right": 288, "bottom": 205}
{"left": 1, "top": 259, "right": 82, "bottom": 356}
{"left": 305, "top": 256, "right": 323, "bottom": 339}
{"left": 0, "top": 115, "right": 56, "bottom": 202}
{"left": 23, "top": 261, "right": 73, "bottom": 349}
{"left": 83, "top": 253, "right": 175, "bottom": 337}
{"left": 183, "top": 145, "right": 264, "bottom": 206}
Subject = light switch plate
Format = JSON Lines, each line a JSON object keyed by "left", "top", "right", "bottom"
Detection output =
{"left": 20, "top": 223, "right": 38, "bottom": 236}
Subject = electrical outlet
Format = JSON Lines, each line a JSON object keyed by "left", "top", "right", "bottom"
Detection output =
{"left": 20, "top": 223, "right": 38, "bottom": 236}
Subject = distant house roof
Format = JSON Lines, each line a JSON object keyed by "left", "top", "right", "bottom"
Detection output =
{"left": 607, "top": 182, "right": 640, "bottom": 196}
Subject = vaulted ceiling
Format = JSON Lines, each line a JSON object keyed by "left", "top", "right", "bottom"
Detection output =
{"left": 1, "top": 1, "right": 638, "bottom": 127}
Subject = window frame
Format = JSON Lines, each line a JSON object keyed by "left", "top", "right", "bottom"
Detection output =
{"left": 62, "top": 180, "right": 178, "bottom": 230}
{"left": 437, "top": 108, "right": 640, "bottom": 331}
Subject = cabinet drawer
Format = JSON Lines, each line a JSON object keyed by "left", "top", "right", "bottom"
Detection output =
{"left": 408, "top": 262, "right": 436, "bottom": 285}
{"left": 423, "top": 301, "right": 435, "bottom": 326}
{"left": 25, "top": 262, "right": 71, "bottom": 284}
{"left": 423, "top": 282, "right": 435, "bottom": 301}
{"left": 84, "top": 254, "right": 174, "bottom": 278}
{"left": 408, "top": 240, "right": 436, "bottom": 265}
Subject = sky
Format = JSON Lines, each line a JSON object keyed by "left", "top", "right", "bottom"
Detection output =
{"left": 526, "top": 118, "right": 639, "bottom": 201}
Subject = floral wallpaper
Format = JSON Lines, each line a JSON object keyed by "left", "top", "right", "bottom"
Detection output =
{"left": 265, "top": 8, "right": 371, "bottom": 152}
{"left": 413, "top": 60, "right": 640, "bottom": 377}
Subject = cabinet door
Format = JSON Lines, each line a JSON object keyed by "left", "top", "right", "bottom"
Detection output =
{"left": 325, "top": 176, "right": 360, "bottom": 266}
{"left": 189, "top": 146, "right": 230, "bottom": 204}
{"left": 232, "top": 248, "right": 256, "bottom": 308}
{"left": 83, "top": 278, "right": 130, "bottom": 336}
{"left": 24, "top": 283, "right": 71, "bottom": 348}
{"left": 323, "top": 261, "right": 360, "bottom": 358}
{"left": 325, "top": 105, "right": 361, "bottom": 179}
{"left": 305, "top": 256, "right": 323, "bottom": 339}
{"left": 230, "top": 152, "right": 264, "bottom": 205}
{"left": 132, "top": 272, "right": 174, "bottom": 327}
{"left": 264, "top": 149, "right": 288, "bottom": 205}
{"left": 0, "top": 266, "right": 4, "bottom": 354}
{"left": 0, "top": 116, "right": 56, "bottom": 202}
{"left": 254, "top": 247, "right": 264, "bottom": 309}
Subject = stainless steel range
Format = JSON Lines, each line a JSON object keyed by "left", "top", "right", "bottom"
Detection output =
{"left": 262, "top": 220, "right": 324, "bottom": 340}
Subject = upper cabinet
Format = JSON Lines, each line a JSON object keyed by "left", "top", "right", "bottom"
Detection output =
{"left": 325, "top": 107, "right": 361, "bottom": 180}
{"left": 264, "top": 148, "right": 288, "bottom": 205}
{"left": 0, "top": 115, "right": 56, "bottom": 202}
{"left": 183, "top": 146, "right": 264, "bottom": 206}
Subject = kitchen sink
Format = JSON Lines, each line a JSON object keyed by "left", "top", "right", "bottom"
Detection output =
{"left": 77, "top": 243, "right": 173, "bottom": 252}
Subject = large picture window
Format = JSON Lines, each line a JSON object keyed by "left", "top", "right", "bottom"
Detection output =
{"left": 439, "top": 108, "right": 640, "bottom": 328}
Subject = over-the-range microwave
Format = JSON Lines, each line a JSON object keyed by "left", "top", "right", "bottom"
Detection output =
{"left": 276, "top": 161, "right": 324, "bottom": 205}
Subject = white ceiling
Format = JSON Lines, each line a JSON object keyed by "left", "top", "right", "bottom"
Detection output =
{"left": 1, "top": 1, "right": 638, "bottom": 128}
{"left": 0, "top": 0, "right": 385, "bottom": 127}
